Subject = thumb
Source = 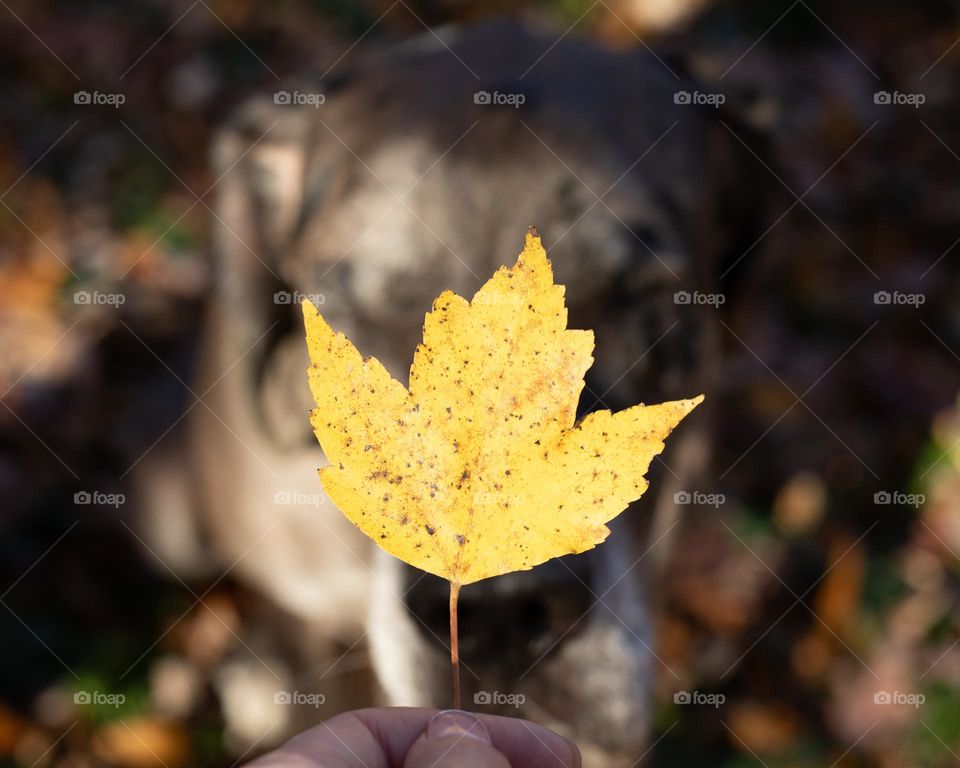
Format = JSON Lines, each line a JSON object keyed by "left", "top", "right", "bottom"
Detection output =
{"left": 403, "top": 710, "right": 511, "bottom": 768}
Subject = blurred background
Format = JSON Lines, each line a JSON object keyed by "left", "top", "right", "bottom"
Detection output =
{"left": 1, "top": 0, "right": 959, "bottom": 765}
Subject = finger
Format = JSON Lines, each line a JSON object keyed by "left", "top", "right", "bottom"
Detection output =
{"left": 245, "top": 710, "right": 391, "bottom": 768}
{"left": 245, "top": 708, "right": 579, "bottom": 768}
{"left": 356, "top": 709, "right": 579, "bottom": 768}
{"left": 403, "top": 710, "right": 510, "bottom": 768}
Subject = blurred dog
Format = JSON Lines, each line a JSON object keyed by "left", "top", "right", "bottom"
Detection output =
{"left": 136, "top": 20, "right": 751, "bottom": 765}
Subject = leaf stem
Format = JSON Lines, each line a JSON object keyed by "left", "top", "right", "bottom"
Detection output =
{"left": 449, "top": 580, "right": 461, "bottom": 709}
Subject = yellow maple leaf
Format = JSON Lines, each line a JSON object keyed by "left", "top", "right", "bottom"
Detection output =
{"left": 303, "top": 230, "right": 702, "bottom": 588}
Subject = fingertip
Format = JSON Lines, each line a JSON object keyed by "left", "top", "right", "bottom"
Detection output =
{"left": 426, "top": 710, "right": 493, "bottom": 743}
{"left": 405, "top": 710, "right": 510, "bottom": 768}
{"left": 520, "top": 721, "right": 582, "bottom": 768}
{"left": 479, "top": 713, "right": 581, "bottom": 767}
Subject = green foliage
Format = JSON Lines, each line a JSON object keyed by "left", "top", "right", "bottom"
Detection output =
{"left": 908, "top": 682, "right": 960, "bottom": 767}
{"left": 72, "top": 670, "right": 149, "bottom": 724}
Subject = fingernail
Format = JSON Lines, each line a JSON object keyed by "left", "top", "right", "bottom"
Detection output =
{"left": 426, "top": 710, "right": 492, "bottom": 744}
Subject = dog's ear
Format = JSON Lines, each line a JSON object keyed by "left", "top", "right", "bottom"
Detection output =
{"left": 707, "top": 103, "right": 782, "bottom": 302}
{"left": 208, "top": 96, "right": 329, "bottom": 449}
{"left": 211, "top": 97, "right": 314, "bottom": 277}
{"left": 649, "top": 42, "right": 783, "bottom": 300}
{"left": 208, "top": 96, "right": 308, "bottom": 360}
{"left": 209, "top": 68, "right": 360, "bottom": 291}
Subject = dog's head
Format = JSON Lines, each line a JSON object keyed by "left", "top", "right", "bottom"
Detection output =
{"left": 207, "top": 21, "right": 727, "bottom": 761}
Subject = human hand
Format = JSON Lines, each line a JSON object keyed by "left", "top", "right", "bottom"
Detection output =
{"left": 244, "top": 707, "right": 581, "bottom": 767}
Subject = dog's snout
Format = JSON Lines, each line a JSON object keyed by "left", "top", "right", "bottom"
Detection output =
{"left": 404, "top": 556, "right": 594, "bottom": 672}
